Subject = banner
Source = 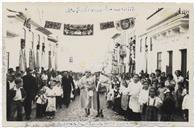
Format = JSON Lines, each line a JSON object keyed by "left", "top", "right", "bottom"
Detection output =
{"left": 45, "top": 21, "right": 61, "bottom": 30}
{"left": 64, "top": 24, "right": 93, "bottom": 36}
{"left": 115, "top": 17, "right": 135, "bottom": 30}
{"left": 19, "top": 49, "right": 27, "bottom": 72}
{"left": 29, "top": 49, "right": 36, "bottom": 70}
{"left": 100, "top": 21, "right": 115, "bottom": 30}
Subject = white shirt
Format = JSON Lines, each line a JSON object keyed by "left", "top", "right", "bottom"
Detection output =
{"left": 9, "top": 81, "right": 15, "bottom": 90}
{"left": 41, "top": 74, "right": 48, "bottom": 81}
{"left": 13, "top": 87, "right": 22, "bottom": 101}
{"left": 53, "top": 84, "right": 63, "bottom": 96}
{"left": 147, "top": 97, "right": 162, "bottom": 108}
{"left": 128, "top": 81, "right": 142, "bottom": 112}
{"left": 138, "top": 89, "right": 149, "bottom": 105}
{"left": 120, "top": 85, "right": 129, "bottom": 95}
{"left": 175, "top": 76, "right": 184, "bottom": 91}
{"left": 182, "top": 94, "right": 190, "bottom": 110}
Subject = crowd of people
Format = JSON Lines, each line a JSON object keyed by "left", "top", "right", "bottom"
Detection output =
{"left": 6, "top": 66, "right": 190, "bottom": 122}
{"left": 107, "top": 69, "right": 189, "bottom": 121}
{"left": 6, "top": 67, "right": 81, "bottom": 121}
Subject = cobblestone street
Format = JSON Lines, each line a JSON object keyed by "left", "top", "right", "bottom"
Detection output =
{"left": 31, "top": 96, "right": 126, "bottom": 121}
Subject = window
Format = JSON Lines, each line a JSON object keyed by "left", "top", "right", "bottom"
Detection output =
{"left": 31, "top": 32, "right": 34, "bottom": 48}
{"left": 157, "top": 52, "right": 162, "bottom": 70}
{"left": 145, "top": 37, "right": 148, "bottom": 52}
{"left": 140, "top": 39, "right": 142, "bottom": 52}
{"left": 180, "top": 49, "right": 187, "bottom": 77}
{"left": 38, "top": 34, "right": 40, "bottom": 43}
{"left": 166, "top": 51, "right": 173, "bottom": 74}
{"left": 23, "top": 28, "right": 26, "bottom": 40}
{"left": 150, "top": 37, "right": 153, "bottom": 51}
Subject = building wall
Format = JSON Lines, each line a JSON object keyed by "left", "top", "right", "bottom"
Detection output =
{"left": 4, "top": 14, "right": 57, "bottom": 71}
{"left": 136, "top": 9, "right": 190, "bottom": 77}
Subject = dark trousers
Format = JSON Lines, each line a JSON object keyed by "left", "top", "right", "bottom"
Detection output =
{"left": 24, "top": 97, "right": 33, "bottom": 118}
{"left": 183, "top": 109, "right": 189, "bottom": 121}
{"left": 161, "top": 114, "right": 173, "bottom": 121}
{"left": 127, "top": 108, "right": 141, "bottom": 121}
{"left": 36, "top": 103, "right": 47, "bottom": 118}
{"left": 10, "top": 101, "right": 23, "bottom": 121}
{"left": 7, "top": 99, "right": 12, "bottom": 121}
{"left": 56, "top": 96, "right": 63, "bottom": 108}
{"left": 113, "top": 97, "right": 122, "bottom": 114}
{"left": 63, "top": 90, "right": 71, "bottom": 107}
{"left": 47, "top": 111, "right": 55, "bottom": 116}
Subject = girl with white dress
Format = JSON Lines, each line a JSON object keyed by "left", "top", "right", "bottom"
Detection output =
{"left": 45, "top": 80, "right": 56, "bottom": 119}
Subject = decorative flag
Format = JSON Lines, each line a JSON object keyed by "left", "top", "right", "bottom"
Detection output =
{"left": 29, "top": 49, "right": 35, "bottom": 70}
{"left": 64, "top": 24, "right": 93, "bottom": 36}
{"left": 41, "top": 51, "right": 45, "bottom": 69}
{"left": 36, "top": 49, "right": 40, "bottom": 69}
{"left": 115, "top": 17, "right": 135, "bottom": 30}
{"left": 45, "top": 21, "right": 61, "bottom": 30}
{"left": 19, "top": 49, "right": 27, "bottom": 72}
{"left": 48, "top": 51, "right": 52, "bottom": 70}
{"left": 100, "top": 21, "right": 115, "bottom": 30}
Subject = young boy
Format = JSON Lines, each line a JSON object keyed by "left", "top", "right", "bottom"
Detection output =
{"left": 53, "top": 79, "right": 63, "bottom": 109}
{"left": 139, "top": 80, "right": 149, "bottom": 120}
{"left": 35, "top": 88, "right": 47, "bottom": 118}
{"left": 145, "top": 87, "right": 162, "bottom": 121}
{"left": 160, "top": 89, "right": 176, "bottom": 121}
{"left": 10, "top": 78, "right": 26, "bottom": 121}
{"left": 45, "top": 80, "right": 56, "bottom": 119}
{"left": 157, "top": 81, "right": 166, "bottom": 101}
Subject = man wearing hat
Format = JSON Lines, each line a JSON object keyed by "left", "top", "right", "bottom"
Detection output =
{"left": 23, "top": 68, "right": 38, "bottom": 120}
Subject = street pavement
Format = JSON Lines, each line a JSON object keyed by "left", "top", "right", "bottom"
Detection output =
{"left": 30, "top": 96, "right": 126, "bottom": 121}
{"left": 28, "top": 95, "right": 184, "bottom": 122}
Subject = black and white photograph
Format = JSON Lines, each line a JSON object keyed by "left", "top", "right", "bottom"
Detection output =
{"left": 1, "top": 2, "right": 194, "bottom": 127}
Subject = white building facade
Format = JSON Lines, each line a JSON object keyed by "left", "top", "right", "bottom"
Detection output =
{"left": 3, "top": 8, "right": 58, "bottom": 72}
{"left": 136, "top": 8, "right": 191, "bottom": 77}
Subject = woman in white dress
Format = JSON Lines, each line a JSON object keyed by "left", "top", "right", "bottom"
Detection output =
{"left": 79, "top": 71, "right": 95, "bottom": 117}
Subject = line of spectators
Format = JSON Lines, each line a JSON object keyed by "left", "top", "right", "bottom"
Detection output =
{"left": 106, "top": 69, "right": 189, "bottom": 121}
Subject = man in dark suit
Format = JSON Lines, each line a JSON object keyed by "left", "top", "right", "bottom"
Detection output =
{"left": 23, "top": 68, "right": 38, "bottom": 120}
{"left": 62, "top": 71, "right": 75, "bottom": 108}
{"left": 6, "top": 69, "right": 15, "bottom": 121}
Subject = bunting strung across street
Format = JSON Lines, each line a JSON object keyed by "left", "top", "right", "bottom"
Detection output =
{"left": 45, "top": 20, "right": 62, "bottom": 30}
{"left": 63, "top": 24, "right": 93, "bottom": 36}
{"left": 100, "top": 21, "right": 115, "bottom": 30}
{"left": 115, "top": 17, "right": 135, "bottom": 30}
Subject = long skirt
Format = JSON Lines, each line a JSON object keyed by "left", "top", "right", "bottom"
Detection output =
{"left": 80, "top": 89, "right": 88, "bottom": 108}
{"left": 46, "top": 97, "right": 56, "bottom": 112}
{"left": 145, "top": 106, "right": 158, "bottom": 121}
{"left": 99, "top": 93, "right": 106, "bottom": 110}
{"left": 93, "top": 92, "right": 106, "bottom": 110}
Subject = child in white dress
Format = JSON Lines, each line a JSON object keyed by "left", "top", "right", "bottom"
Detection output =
{"left": 53, "top": 79, "right": 63, "bottom": 109}
{"left": 45, "top": 80, "right": 56, "bottom": 119}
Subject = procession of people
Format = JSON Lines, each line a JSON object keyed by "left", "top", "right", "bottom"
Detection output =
{"left": 6, "top": 66, "right": 189, "bottom": 121}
